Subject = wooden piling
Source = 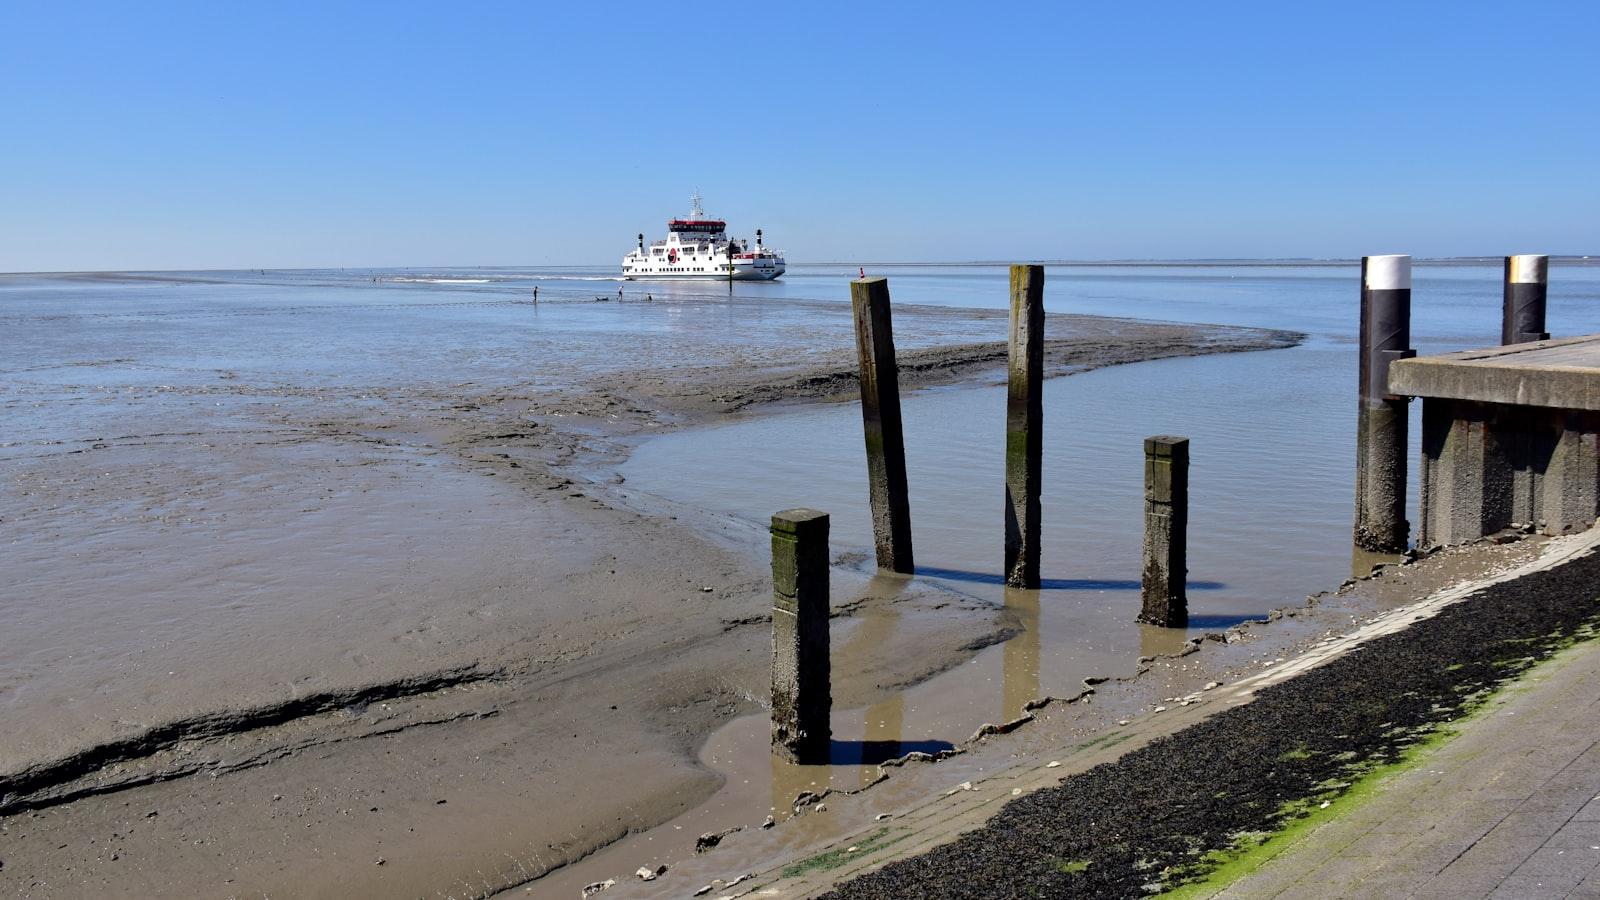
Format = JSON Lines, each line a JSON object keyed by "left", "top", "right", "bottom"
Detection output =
{"left": 1004, "top": 265, "right": 1045, "bottom": 588}
{"left": 851, "top": 277, "right": 914, "bottom": 574}
{"left": 1354, "top": 254, "right": 1415, "bottom": 553}
{"left": 1502, "top": 254, "right": 1550, "bottom": 345}
{"left": 770, "top": 508, "right": 831, "bottom": 762}
{"left": 1140, "top": 436, "right": 1189, "bottom": 628}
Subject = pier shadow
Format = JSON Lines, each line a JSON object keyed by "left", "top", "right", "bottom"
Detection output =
{"left": 828, "top": 739, "right": 957, "bottom": 766}
{"left": 915, "top": 566, "right": 1226, "bottom": 592}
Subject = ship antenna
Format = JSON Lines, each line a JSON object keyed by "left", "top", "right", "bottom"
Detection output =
{"left": 690, "top": 191, "right": 704, "bottom": 219}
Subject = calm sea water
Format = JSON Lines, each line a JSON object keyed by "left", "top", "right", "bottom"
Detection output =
{"left": 622, "top": 263, "right": 1600, "bottom": 674}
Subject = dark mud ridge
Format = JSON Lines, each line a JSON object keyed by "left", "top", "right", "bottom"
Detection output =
{"left": 824, "top": 548, "right": 1600, "bottom": 899}
{"left": 0, "top": 664, "right": 500, "bottom": 815}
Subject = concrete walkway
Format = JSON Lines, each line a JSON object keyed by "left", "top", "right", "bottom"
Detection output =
{"left": 1213, "top": 637, "right": 1600, "bottom": 899}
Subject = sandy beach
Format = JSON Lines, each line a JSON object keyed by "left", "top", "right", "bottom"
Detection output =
{"left": 0, "top": 273, "right": 1298, "bottom": 897}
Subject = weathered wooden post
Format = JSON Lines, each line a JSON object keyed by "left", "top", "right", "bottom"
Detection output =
{"left": 1353, "top": 254, "right": 1415, "bottom": 553}
{"left": 771, "top": 508, "right": 831, "bottom": 762}
{"left": 1140, "top": 436, "right": 1189, "bottom": 627}
{"left": 1004, "top": 265, "right": 1045, "bottom": 588}
{"left": 851, "top": 277, "right": 914, "bottom": 574}
{"left": 1502, "top": 254, "right": 1550, "bottom": 345}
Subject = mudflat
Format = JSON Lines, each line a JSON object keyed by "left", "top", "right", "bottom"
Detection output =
{"left": 0, "top": 272, "right": 1298, "bottom": 897}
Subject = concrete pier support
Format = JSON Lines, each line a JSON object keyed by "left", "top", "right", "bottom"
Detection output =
{"left": 770, "top": 508, "right": 831, "bottom": 762}
{"left": 1004, "top": 264, "right": 1045, "bottom": 588}
{"left": 1353, "top": 254, "right": 1416, "bottom": 553}
{"left": 1418, "top": 401, "right": 1499, "bottom": 545}
{"left": 1503, "top": 255, "right": 1550, "bottom": 345}
{"left": 1419, "top": 400, "right": 1600, "bottom": 545}
{"left": 1140, "top": 436, "right": 1189, "bottom": 628}
{"left": 850, "top": 277, "right": 914, "bottom": 574}
{"left": 1543, "top": 427, "right": 1600, "bottom": 532}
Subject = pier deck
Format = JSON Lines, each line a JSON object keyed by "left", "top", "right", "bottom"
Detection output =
{"left": 1389, "top": 334, "right": 1600, "bottom": 410}
{"left": 1388, "top": 334, "right": 1600, "bottom": 546}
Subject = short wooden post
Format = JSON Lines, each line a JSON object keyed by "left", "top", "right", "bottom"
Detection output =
{"left": 1353, "top": 255, "right": 1415, "bottom": 553}
{"left": 1004, "top": 264, "right": 1045, "bottom": 588}
{"left": 850, "top": 277, "right": 914, "bottom": 574}
{"left": 1140, "top": 436, "right": 1188, "bottom": 628}
{"left": 770, "top": 509, "right": 831, "bottom": 762}
{"left": 1502, "top": 254, "right": 1550, "bottom": 345}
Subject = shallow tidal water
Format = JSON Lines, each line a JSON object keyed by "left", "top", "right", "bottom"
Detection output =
{"left": 624, "top": 262, "right": 1600, "bottom": 713}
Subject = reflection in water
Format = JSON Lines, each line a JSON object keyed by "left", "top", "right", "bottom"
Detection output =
{"left": 1138, "top": 622, "right": 1194, "bottom": 659}
{"left": 1003, "top": 587, "right": 1041, "bottom": 720}
{"left": 840, "top": 574, "right": 911, "bottom": 790}
{"left": 1351, "top": 545, "right": 1407, "bottom": 579}
{"left": 769, "top": 745, "right": 830, "bottom": 823}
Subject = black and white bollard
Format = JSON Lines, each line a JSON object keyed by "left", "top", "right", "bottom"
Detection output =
{"left": 1353, "top": 254, "right": 1415, "bottom": 553}
{"left": 770, "top": 509, "right": 831, "bottom": 762}
{"left": 1502, "top": 254, "right": 1550, "bottom": 345}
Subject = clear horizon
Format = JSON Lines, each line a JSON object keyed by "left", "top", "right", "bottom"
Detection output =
{"left": 9, "top": 255, "right": 1600, "bottom": 277}
{"left": 4, "top": 1, "right": 1597, "bottom": 272}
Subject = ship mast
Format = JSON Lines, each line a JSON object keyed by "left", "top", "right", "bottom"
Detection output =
{"left": 690, "top": 191, "right": 705, "bottom": 220}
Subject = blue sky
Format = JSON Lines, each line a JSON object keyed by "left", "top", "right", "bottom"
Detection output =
{"left": 3, "top": 1, "right": 1597, "bottom": 271}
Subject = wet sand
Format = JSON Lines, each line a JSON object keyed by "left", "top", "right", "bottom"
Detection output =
{"left": 548, "top": 531, "right": 1556, "bottom": 897}
{"left": 0, "top": 273, "right": 1296, "bottom": 897}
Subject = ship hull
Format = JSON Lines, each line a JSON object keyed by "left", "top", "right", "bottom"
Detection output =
{"left": 624, "top": 265, "right": 785, "bottom": 282}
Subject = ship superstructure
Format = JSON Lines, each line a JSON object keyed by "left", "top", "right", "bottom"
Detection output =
{"left": 623, "top": 194, "right": 785, "bottom": 281}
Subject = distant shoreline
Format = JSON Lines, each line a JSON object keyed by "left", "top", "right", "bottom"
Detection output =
{"left": 4, "top": 256, "right": 1597, "bottom": 277}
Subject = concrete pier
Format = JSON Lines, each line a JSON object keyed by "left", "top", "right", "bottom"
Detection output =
{"left": 1140, "top": 436, "right": 1189, "bottom": 628}
{"left": 770, "top": 508, "right": 831, "bottom": 762}
{"left": 1353, "top": 255, "right": 1416, "bottom": 553}
{"left": 1004, "top": 264, "right": 1044, "bottom": 589}
{"left": 1502, "top": 254, "right": 1550, "bottom": 345}
{"left": 1390, "top": 335, "right": 1600, "bottom": 545}
{"left": 850, "top": 277, "right": 914, "bottom": 574}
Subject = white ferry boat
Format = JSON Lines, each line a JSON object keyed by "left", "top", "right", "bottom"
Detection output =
{"left": 623, "top": 194, "right": 785, "bottom": 281}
